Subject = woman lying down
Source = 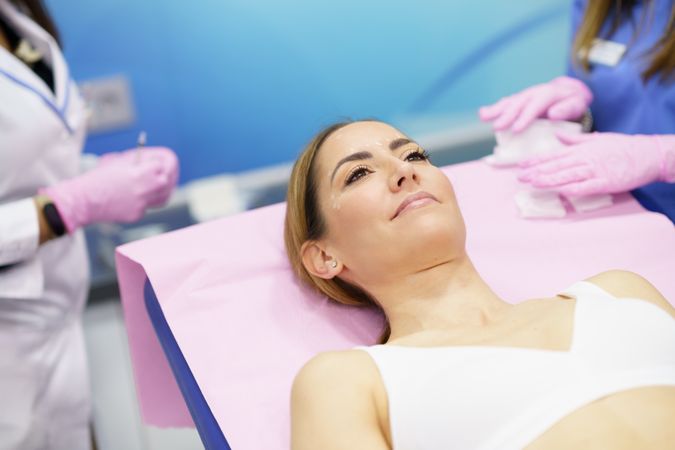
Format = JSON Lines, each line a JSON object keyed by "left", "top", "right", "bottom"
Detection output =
{"left": 284, "top": 119, "right": 675, "bottom": 450}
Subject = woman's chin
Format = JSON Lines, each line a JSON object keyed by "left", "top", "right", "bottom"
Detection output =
{"left": 397, "top": 213, "right": 465, "bottom": 255}
{"left": 396, "top": 203, "right": 460, "bottom": 231}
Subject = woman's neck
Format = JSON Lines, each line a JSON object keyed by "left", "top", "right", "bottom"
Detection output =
{"left": 372, "top": 255, "right": 511, "bottom": 342}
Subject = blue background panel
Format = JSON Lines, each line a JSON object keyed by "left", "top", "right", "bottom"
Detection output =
{"left": 48, "top": 0, "right": 571, "bottom": 183}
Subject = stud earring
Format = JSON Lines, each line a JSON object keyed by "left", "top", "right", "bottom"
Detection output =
{"left": 329, "top": 260, "right": 338, "bottom": 269}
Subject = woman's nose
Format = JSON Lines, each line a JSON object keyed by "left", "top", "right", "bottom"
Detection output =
{"left": 390, "top": 159, "right": 418, "bottom": 191}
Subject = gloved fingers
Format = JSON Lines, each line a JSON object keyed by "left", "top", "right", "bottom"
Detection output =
{"left": 546, "top": 96, "right": 587, "bottom": 121}
{"left": 146, "top": 187, "right": 173, "bottom": 208}
{"left": 478, "top": 97, "right": 509, "bottom": 121}
{"left": 134, "top": 166, "right": 175, "bottom": 208}
{"left": 134, "top": 157, "right": 165, "bottom": 177}
{"left": 141, "top": 147, "right": 179, "bottom": 183}
{"left": 137, "top": 152, "right": 174, "bottom": 175}
{"left": 527, "top": 166, "right": 594, "bottom": 188}
{"left": 518, "top": 156, "right": 585, "bottom": 182}
{"left": 168, "top": 165, "right": 180, "bottom": 188}
{"left": 96, "top": 146, "right": 178, "bottom": 214}
{"left": 492, "top": 94, "right": 531, "bottom": 131}
{"left": 148, "top": 170, "right": 171, "bottom": 192}
{"left": 153, "top": 165, "right": 178, "bottom": 195}
{"left": 110, "top": 194, "right": 147, "bottom": 222}
{"left": 550, "top": 76, "right": 593, "bottom": 103}
{"left": 555, "top": 130, "right": 595, "bottom": 146}
{"left": 511, "top": 94, "right": 557, "bottom": 132}
{"left": 145, "top": 183, "right": 174, "bottom": 208}
{"left": 557, "top": 179, "right": 606, "bottom": 197}
{"left": 160, "top": 164, "right": 178, "bottom": 190}
{"left": 160, "top": 151, "right": 179, "bottom": 186}
{"left": 518, "top": 148, "right": 574, "bottom": 168}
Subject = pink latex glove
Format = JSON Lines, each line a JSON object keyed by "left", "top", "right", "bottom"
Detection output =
{"left": 479, "top": 76, "right": 593, "bottom": 133}
{"left": 40, "top": 146, "right": 179, "bottom": 233}
{"left": 97, "top": 146, "right": 179, "bottom": 188}
{"left": 518, "top": 132, "right": 675, "bottom": 197}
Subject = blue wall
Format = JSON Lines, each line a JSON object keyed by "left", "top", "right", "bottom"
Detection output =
{"left": 48, "top": 0, "right": 571, "bottom": 183}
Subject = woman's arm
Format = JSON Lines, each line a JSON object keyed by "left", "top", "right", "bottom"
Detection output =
{"left": 586, "top": 270, "right": 675, "bottom": 319}
{"left": 291, "top": 351, "right": 390, "bottom": 450}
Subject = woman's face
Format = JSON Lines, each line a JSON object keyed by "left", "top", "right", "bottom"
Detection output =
{"left": 311, "top": 121, "right": 466, "bottom": 287}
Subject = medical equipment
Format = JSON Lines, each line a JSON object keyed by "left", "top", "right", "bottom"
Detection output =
{"left": 483, "top": 119, "right": 613, "bottom": 218}
{"left": 484, "top": 119, "right": 582, "bottom": 167}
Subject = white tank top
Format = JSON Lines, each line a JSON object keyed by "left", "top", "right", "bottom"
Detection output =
{"left": 358, "top": 281, "right": 675, "bottom": 450}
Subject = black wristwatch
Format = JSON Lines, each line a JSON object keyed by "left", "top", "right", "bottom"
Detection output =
{"left": 581, "top": 109, "right": 594, "bottom": 133}
{"left": 42, "top": 202, "right": 66, "bottom": 237}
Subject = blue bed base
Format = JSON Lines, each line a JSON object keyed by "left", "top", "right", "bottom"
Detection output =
{"left": 144, "top": 279, "right": 232, "bottom": 450}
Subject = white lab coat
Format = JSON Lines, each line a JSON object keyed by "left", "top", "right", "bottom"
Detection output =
{"left": 0, "top": 1, "right": 91, "bottom": 448}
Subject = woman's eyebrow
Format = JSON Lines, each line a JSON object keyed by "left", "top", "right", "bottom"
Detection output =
{"left": 331, "top": 151, "right": 373, "bottom": 182}
{"left": 389, "top": 137, "right": 413, "bottom": 150}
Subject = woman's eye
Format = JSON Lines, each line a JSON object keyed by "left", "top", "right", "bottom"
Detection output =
{"left": 345, "top": 166, "right": 371, "bottom": 185}
{"left": 405, "top": 149, "right": 430, "bottom": 162}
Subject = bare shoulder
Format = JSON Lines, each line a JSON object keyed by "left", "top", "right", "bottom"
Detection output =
{"left": 586, "top": 270, "right": 674, "bottom": 319}
{"left": 292, "top": 349, "right": 377, "bottom": 397}
{"left": 291, "top": 349, "right": 388, "bottom": 450}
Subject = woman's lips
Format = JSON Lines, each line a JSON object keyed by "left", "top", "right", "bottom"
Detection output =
{"left": 392, "top": 191, "right": 439, "bottom": 219}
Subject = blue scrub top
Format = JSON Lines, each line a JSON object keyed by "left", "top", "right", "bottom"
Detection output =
{"left": 567, "top": 0, "right": 675, "bottom": 222}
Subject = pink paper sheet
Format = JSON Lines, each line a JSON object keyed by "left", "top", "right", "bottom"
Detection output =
{"left": 116, "top": 160, "right": 675, "bottom": 448}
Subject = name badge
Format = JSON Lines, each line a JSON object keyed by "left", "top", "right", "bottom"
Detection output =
{"left": 586, "top": 39, "right": 626, "bottom": 67}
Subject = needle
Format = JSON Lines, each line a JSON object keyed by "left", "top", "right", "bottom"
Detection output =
{"left": 136, "top": 131, "right": 146, "bottom": 163}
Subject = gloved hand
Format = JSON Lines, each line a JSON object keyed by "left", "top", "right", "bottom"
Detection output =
{"left": 40, "top": 146, "right": 179, "bottom": 233}
{"left": 479, "top": 76, "right": 593, "bottom": 133}
{"left": 518, "top": 132, "right": 675, "bottom": 197}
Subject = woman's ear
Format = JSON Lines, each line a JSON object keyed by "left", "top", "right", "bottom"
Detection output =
{"left": 300, "top": 241, "right": 341, "bottom": 279}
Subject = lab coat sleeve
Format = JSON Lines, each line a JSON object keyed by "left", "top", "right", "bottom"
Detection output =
{"left": 0, "top": 198, "right": 45, "bottom": 299}
{"left": 0, "top": 197, "right": 40, "bottom": 265}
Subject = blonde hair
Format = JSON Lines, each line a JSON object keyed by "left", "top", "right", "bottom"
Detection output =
{"left": 284, "top": 120, "right": 390, "bottom": 343}
{"left": 572, "top": 0, "right": 675, "bottom": 82}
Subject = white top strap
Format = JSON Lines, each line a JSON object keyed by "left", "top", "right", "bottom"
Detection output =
{"left": 559, "top": 280, "right": 615, "bottom": 300}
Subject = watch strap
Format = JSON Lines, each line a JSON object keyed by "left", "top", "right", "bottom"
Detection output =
{"left": 42, "top": 202, "right": 66, "bottom": 237}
